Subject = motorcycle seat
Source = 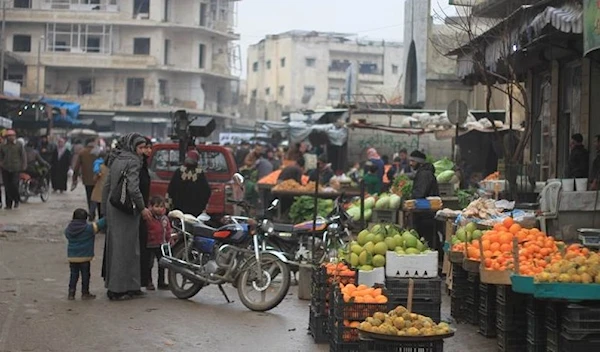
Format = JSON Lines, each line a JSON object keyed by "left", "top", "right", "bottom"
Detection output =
{"left": 273, "top": 222, "right": 327, "bottom": 234}
{"left": 191, "top": 223, "right": 217, "bottom": 237}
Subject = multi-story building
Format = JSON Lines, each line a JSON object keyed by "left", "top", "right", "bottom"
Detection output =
{"left": 4, "top": 0, "right": 241, "bottom": 137}
{"left": 244, "top": 30, "right": 403, "bottom": 121}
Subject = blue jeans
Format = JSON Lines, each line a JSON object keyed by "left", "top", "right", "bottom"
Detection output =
{"left": 69, "top": 262, "right": 91, "bottom": 293}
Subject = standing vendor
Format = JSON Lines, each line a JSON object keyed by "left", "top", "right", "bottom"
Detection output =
{"left": 566, "top": 133, "right": 589, "bottom": 179}
{"left": 409, "top": 150, "right": 440, "bottom": 262}
{"left": 308, "top": 154, "right": 334, "bottom": 186}
{"left": 590, "top": 135, "right": 600, "bottom": 190}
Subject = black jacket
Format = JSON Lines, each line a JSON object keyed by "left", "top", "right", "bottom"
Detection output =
{"left": 167, "top": 166, "right": 212, "bottom": 217}
{"left": 566, "top": 145, "right": 589, "bottom": 179}
{"left": 411, "top": 163, "right": 439, "bottom": 199}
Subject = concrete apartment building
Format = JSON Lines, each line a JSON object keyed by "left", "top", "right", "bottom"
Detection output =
{"left": 4, "top": 0, "right": 241, "bottom": 137}
{"left": 244, "top": 31, "right": 403, "bottom": 121}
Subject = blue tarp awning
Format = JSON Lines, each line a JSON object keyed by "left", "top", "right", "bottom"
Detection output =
{"left": 40, "top": 98, "right": 81, "bottom": 125}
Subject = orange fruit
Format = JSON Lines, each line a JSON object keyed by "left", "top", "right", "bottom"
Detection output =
{"left": 500, "top": 243, "right": 512, "bottom": 253}
{"left": 509, "top": 224, "right": 522, "bottom": 234}
{"left": 482, "top": 240, "right": 491, "bottom": 251}
{"left": 499, "top": 233, "right": 512, "bottom": 244}
{"left": 490, "top": 242, "right": 501, "bottom": 252}
{"left": 503, "top": 217, "right": 515, "bottom": 228}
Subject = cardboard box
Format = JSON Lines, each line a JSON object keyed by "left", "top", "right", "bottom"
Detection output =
{"left": 357, "top": 267, "right": 385, "bottom": 287}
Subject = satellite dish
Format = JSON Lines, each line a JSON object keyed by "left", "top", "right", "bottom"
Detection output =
{"left": 447, "top": 99, "right": 468, "bottom": 125}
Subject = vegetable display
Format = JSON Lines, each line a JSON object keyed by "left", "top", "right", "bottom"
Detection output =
{"left": 288, "top": 196, "right": 334, "bottom": 223}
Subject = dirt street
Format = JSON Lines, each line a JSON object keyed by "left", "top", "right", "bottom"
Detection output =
{"left": 0, "top": 188, "right": 496, "bottom": 352}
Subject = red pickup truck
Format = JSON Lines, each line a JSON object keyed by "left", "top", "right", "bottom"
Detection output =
{"left": 148, "top": 143, "right": 239, "bottom": 218}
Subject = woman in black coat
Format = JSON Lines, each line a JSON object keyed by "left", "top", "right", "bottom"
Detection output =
{"left": 51, "top": 138, "right": 72, "bottom": 192}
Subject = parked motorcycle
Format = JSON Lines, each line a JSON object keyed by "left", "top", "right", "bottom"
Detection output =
{"left": 19, "top": 171, "right": 50, "bottom": 203}
{"left": 159, "top": 174, "right": 291, "bottom": 312}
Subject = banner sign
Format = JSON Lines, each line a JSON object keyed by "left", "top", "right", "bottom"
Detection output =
{"left": 584, "top": 0, "right": 600, "bottom": 55}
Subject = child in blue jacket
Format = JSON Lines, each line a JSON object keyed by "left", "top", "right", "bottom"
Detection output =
{"left": 65, "top": 208, "right": 106, "bottom": 300}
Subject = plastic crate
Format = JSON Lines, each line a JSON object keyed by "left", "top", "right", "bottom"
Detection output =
{"left": 332, "top": 287, "right": 389, "bottom": 321}
{"left": 496, "top": 284, "right": 526, "bottom": 305}
{"left": 384, "top": 277, "right": 442, "bottom": 302}
{"left": 546, "top": 302, "right": 564, "bottom": 329}
{"left": 438, "top": 182, "right": 455, "bottom": 197}
{"left": 497, "top": 327, "right": 527, "bottom": 352}
{"left": 372, "top": 209, "right": 399, "bottom": 224}
{"left": 546, "top": 326, "right": 560, "bottom": 352}
{"left": 328, "top": 315, "right": 360, "bottom": 343}
{"left": 452, "top": 263, "right": 468, "bottom": 279}
{"left": 309, "top": 309, "right": 329, "bottom": 343}
{"left": 387, "top": 298, "right": 441, "bottom": 323}
{"left": 497, "top": 300, "right": 527, "bottom": 332}
{"left": 467, "top": 271, "right": 480, "bottom": 283}
{"left": 450, "top": 296, "right": 471, "bottom": 323}
{"left": 479, "top": 283, "right": 496, "bottom": 312}
{"left": 358, "top": 338, "right": 444, "bottom": 352}
{"left": 330, "top": 341, "right": 360, "bottom": 352}
{"left": 559, "top": 331, "right": 600, "bottom": 352}
{"left": 478, "top": 310, "right": 497, "bottom": 337}
{"left": 526, "top": 338, "right": 547, "bottom": 352}
{"left": 526, "top": 305, "right": 546, "bottom": 343}
{"left": 562, "top": 303, "right": 600, "bottom": 334}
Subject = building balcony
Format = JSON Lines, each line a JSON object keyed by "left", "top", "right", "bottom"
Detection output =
{"left": 35, "top": 52, "right": 159, "bottom": 70}
{"left": 472, "top": 0, "right": 545, "bottom": 18}
{"left": 328, "top": 70, "right": 384, "bottom": 83}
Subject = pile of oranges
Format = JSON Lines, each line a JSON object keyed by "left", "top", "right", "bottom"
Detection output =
{"left": 325, "top": 262, "right": 356, "bottom": 278}
{"left": 340, "top": 283, "right": 389, "bottom": 304}
{"left": 453, "top": 217, "right": 568, "bottom": 276}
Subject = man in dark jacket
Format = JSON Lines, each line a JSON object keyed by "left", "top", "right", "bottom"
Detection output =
{"left": 278, "top": 157, "right": 305, "bottom": 184}
{"left": 566, "top": 133, "right": 589, "bottom": 179}
{"left": 0, "top": 130, "right": 25, "bottom": 209}
{"left": 409, "top": 150, "right": 440, "bottom": 261}
{"left": 410, "top": 150, "right": 439, "bottom": 199}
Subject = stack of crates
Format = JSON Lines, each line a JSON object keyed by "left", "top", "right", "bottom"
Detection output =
{"left": 450, "top": 263, "right": 470, "bottom": 323}
{"left": 309, "top": 266, "right": 356, "bottom": 344}
{"left": 526, "top": 298, "right": 546, "bottom": 352}
{"left": 559, "top": 303, "right": 600, "bottom": 351}
{"left": 496, "top": 285, "right": 527, "bottom": 352}
{"left": 478, "top": 283, "right": 497, "bottom": 337}
{"left": 358, "top": 339, "right": 444, "bottom": 352}
{"left": 329, "top": 285, "right": 388, "bottom": 352}
{"left": 545, "top": 302, "right": 564, "bottom": 352}
{"left": 465, "top": 272, "right": 480, "bottom": 325}
{"left": 385, "top": 277, "right": 442, "bottom": 322}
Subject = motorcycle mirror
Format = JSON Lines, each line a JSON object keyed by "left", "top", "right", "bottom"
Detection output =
{"left": 232, "top": 173, "right": 245, "bottom": 187}
{"left": 271, "top": 199, "right": 280, "bottom": 208}
{"left": 197, "top": 212, "right": 211, "bottom": 222}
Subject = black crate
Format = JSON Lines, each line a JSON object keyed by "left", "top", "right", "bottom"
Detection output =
{"left": 384, "top": 277, "right": 442, "bottom": 302}
{"left": 451, "top": 263, "right": 468, "bottom": 280}
{"left": 467, "top": 271, "right": 480, "bottom": 283}
{"left": 479, "top": 283, "right": 496, "bottom": 313}
{"left": 546, "top": 302, "right": 564, "bottom": 330}
{"left": 497, "top": 328, "right": 527, "bottom": 352}
{"left": 466, "top": 299, "right": 479, "bottom": 326}
{"left": 560, "top": 331, "right": 600, "bottom": 352}
{"left": 328, "top": 315, "right": 360, "bottom": 344}
{"left": 526, "top": 297, "right": 546, "bottom": 315}
{"left": 562, "top": 303, "right": 600, "bottom": 334}
{"left": 330, "top": 341, "right": 360, "bottom": 352}
{"left": 546, "top": 326, "right": 560, "bottom": 352}
{"left": 359, "top": 339, "right": 444, "bottom": 352}
{"left": 450, "top": 296, "right": 471, "bottom": 323}
{"left": 478, "top": 310, "right": 497, "bottom": 337}
{"left": 332, "top": 287, "right": 388, "bottom": 321}
{"left": 388, "top": 297, "right": 441, "bottom": 323}
{"left": 497, "top": 300, "right": 527, "bottom": 332}
{"left": 495, "top": 285, "right": 510, "bottom": 305}
{"left": 496, "top": 284, "right": 526, "bottom": 306}
{"left": 526, "top": 306, "right": 546, "bottom": 343}
{"left": 526, "top": 338, "right": 547, "bottom": 352}
{"left": 309, "top": 310, "right": 329, "bottom": 344}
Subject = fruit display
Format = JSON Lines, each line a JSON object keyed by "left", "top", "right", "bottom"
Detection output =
{"left": 345, "top": 196, "right": 378, "bottom": 222}
{"left": 344, "top": 224, "right": 430, "bottom": 271}
{"left": 272, "top": 179, "right": 324, "bottom": 192}
{"left": 258, "top": 170, "right": 309, "bottom": 185}
{"left": 288, "top": 196, "right": 334, "bottom": 223}
{"left": 339, "top": 283, "right": 388, "bottom": 304}
{"left": 374, "top": 193, "right": 402, "bottom": 210}
{"left": 450, "top": 222, "right": 483, "bottom": 248}
{"left": 324, "top": 262, "right": 357, "bottom": 279}
{"left": 535, "top": 245, "right": 599, "bottom": 284}
{"left": 461, "top": 198, "right": 502, "bottom": 220}
{"left": 358, "top": 305, "right": 452, "bottom": 337}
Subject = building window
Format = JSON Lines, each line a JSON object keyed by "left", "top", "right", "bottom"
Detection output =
{"left": 164, "top": 0, "right": 170, "bottom": 21}
{"left": 7, "top": 72, "right": 25, "bottom": 86}
{"left": 305, "top": 57, "right": 316, "bottom": 67}
{"left": 164, "top": 39, "right": 170, "bottom": 64}
{"left": 359, "top": 62, "right": 379, "bottom": 74}
{"left": 265, "top": 87, "right": 270, "bottom": 96}
{"left": 252, "top": 61, "right": 258, "bottom": 72}
{"left": 302, "top": 86, "right": 315, "bottom": 103}
{"left": 126, "top": 78, "right": 144, "bottom": 106}
{"left": 279, "top": 86, "right": 284, "bottom": 97}
{"left": 133, "top": 0, "right": 150, "bottom": 17}
{"left": 198, "top": 43, "right": 206, "bottom": 68}
{"left": 77, "top": 78, "right": 94, "bottom": 95}
{"left": 133, "top": 37, "right": 150, "bottom": 55}
{"left": 266, "top": 60, "right": 271, "bottom": 69}
{"left": 328, "top": 87, "right": 340, "bottom": 100}
{"left": 392, "top": 64, "right": 399, "bottom": 74}
{"left": 14, "top": 0, "right": 31, "bottom": 8}
{"left": 280, "top": 57, "right": 286, "bottom": 67}
{"left": 199, "top": 2, "right": 207, "bottom": 26}
{"left": 46, "top": 23, "right": 112, "bottom": 54}
{"left": 329, "top": 59, "right": 351, "bottom": 72}
{"left": 251, "top": 89, "right": 257, "bottom": 98}
{"left": 12, "top": 35, "right": 31, "bottom": 52}
{"left": 159, "top": 79, "right": 169, "bottom": 104}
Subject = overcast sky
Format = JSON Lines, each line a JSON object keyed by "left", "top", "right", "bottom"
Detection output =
{"left": 236, "top": 0, "right": 457, "bottom": 76}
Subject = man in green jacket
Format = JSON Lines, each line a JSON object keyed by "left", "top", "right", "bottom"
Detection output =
{"left": 0, "top": 130, "right": 25, "bottom": 209}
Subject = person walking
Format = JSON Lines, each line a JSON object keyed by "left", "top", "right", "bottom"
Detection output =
{"left": 0, "top": 130, "right": 25, "bottom": 209}
{"left": 51, "top": 138, "right": 72, "bottom": 193}
{"left": 72, "top": 138, "right": 99, "bottom": 220}
{"left": 90, "top": 150, "right": 108, "bottom": 218}
{"left": 166, "top": 150, "right": 212, "bottom": 217}
{"left": 102, "top": 133, "right": 152, "bottom": 301}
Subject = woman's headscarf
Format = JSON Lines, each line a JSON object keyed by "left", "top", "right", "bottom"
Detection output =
{"left": 107, "top": 133, "right": 145, "bottom": 166}
{"left": 367, "top": 148, "right": 381, "bottom": 160}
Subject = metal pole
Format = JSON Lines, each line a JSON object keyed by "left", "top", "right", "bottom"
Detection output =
{"left": 36, "top": 36, "right": 43, "bottom": 95}
{"left": 0, "top": 0, "right": 6, "bottom": 94}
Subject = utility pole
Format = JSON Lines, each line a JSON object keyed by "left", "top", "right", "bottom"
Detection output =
{"left": 0, "top": 0, "right": 6, "bottom": 95}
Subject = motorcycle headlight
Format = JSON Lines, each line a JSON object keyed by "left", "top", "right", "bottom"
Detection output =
{"left": 261, "top": 219, "right": 274, "bottom": 234}
{"left": 327, "top": 223, "right": 339, "bottom": 232}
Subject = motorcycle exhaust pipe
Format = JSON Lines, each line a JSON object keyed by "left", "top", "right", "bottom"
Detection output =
{"left": 159, "top": 256, "right": 208, "bottom": 284}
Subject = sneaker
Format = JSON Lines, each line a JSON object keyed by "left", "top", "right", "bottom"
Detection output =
{"left": 68, "top": 291, "right": 76, "bottom": 300}
{"left": 82, "top": 292, "right": 96, "bottom": 300}
{"left": 146, "top": 283, "right": 156, "bottom": 291}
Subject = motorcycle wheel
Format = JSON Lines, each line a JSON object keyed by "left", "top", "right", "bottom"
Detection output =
{"left": 40, "top": 179, "right": 50, "bottom": 202}
{"left": 167, "top": 244, "right": 205, "bottom": 299}
{"left": 19, "top": 180, "right": 30, "bottom": 203}
{"left": 236, "top": 253, "right": 291, "bottom": 312}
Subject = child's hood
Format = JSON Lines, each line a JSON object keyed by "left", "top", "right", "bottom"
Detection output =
{"left": 66, "top": 219, "right": 89, "bottom": 236}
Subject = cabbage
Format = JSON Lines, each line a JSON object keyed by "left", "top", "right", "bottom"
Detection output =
{"left": 364, "top": 197, "right": 376, "bottom": 209}
{"left": 389, "top": 194, "right": 401, "bottom": 209}
{"left": 375, "top": 196, "right": 390, "bottom": 209}
{"left": 433, "top": 158, "right": 454, "bottom": 173}
{"left": 437, "top": 170, "right": 455, "bottom": 183}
